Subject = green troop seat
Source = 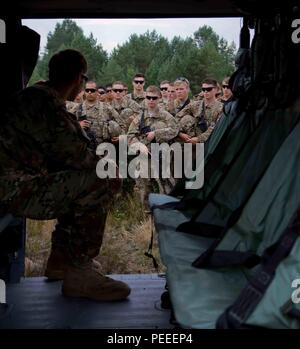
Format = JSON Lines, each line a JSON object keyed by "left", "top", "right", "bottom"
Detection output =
{"left": 150, "top": 116, "right": 300, "bottom": 329}
{"left": 172, "top": 101, "right": 256, "bottom": 203}
{"left": 179, "top": 106, "right": 300, "bottom": 235}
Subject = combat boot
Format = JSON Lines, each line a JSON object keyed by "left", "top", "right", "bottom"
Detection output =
{"left": 62, "top": 262, "right": 131, "bottom": 301}
{"left": 45, "top": 247, "right": 102, "bottom": 280}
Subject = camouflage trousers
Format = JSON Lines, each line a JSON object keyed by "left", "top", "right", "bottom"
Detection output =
{"left": 134, "top": 157, "right": 175, "bottom": 207}
{"left": 0, "top": 169, "right": 114, "bottom": 265}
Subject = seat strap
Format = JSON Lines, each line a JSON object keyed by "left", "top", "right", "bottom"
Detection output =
{"left": 216, "top": 208, "right": 300, "bottom": 328}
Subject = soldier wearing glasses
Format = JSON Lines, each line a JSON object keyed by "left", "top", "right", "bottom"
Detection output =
{"left": 110, "top": 81, "right": 141, "bottom": 133}
{"left": 158, "top": 80, "right": 170, "bottom": 110}
{"left": 72, "top": 80, "right": 123, "bottom": 147}
{"left": 128, "top": 86, "right": 179, "bottom": 204}
{"left": 105, "top": 83, "right": 114, "bottom": 103}
{"left": 0, "top": 49, "right": 130, "bottom": 302}
{"left": 221, "top": 77, "right": 233, "bottom": 104}
{"left": 97, "top": 85, "right": 107, "bottom": 102}
{"left": 175, "top": 78, "right": 223, "bottom": 144}
{"left": 127, "top": 73, "right": 146, "bottom": 105}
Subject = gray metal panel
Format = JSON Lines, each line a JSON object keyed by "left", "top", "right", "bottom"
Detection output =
{"left": 0, "top": 274, "right": 173, "bottom": 329}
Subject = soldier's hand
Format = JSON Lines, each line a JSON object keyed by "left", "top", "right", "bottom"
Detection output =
{"left": 146, "top": 131, "right": 155, "bottom": 142}
{"left": 187, "top": 137, "right": 199, "bottom": 144}
{"left": 79, "top": 120, "right": 91, "bottom": 129}
{"left": 111, "top": 136, "right": 120, "bottom": 144}
{"left": 179, "top": 132, "right": 191, "bottom": 142}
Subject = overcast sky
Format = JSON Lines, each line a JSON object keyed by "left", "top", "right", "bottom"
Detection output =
{"left": 23, "top": 18, "right": 242, "bottom": 55}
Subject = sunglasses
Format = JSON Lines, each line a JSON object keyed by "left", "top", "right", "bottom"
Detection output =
{"left": 98, "top": 91, "right": 106, "bottom": 95}
{"left": 106, "top": 89, "right": 112, "bottom": 93}
{"left": 175, "top": 77, "right": 189, "bottom": 85}
{"left": 134, "top": 80, "right": 144, "bottom": 84}
{"left": 85, "top": 88, "right": 97, "bottom": 93}
{"left": 160, "top": 87, "right": 168, "bottom": 91}
{"left": 202, "top": 87, "right": 214, "bottom": 92}
{"left": 146, "top": 95, "right": 159, "bottom": 101}
{"left": 222, "top": 84, "right": 229, "bottom": 89}
{"left": 113, "top": 89, "right": 124, "bottom": 93}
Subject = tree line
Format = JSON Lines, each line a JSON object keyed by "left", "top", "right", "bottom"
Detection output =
{"left": 30, "top": 19, "right": 236, "bottom": 95}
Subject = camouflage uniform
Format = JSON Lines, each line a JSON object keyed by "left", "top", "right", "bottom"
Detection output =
{"left": 72, "top": 100, "right": 124, "bottom": 144}
{"left": 163, "top": 100, "right": 176, "bottom": 116}
{"left": 173, "top": 98, "right": 192, "bottom": 116}
{"left": 110, "top": 96, "right": 141, "bottom": 132}
{"left": 192, "top": 93, "right": 204, "bottom": 102}
{"left": 0, "top": 83, "right": 120, "bottom": 265}
{"left": 175, "top": 99, "right": 223, "bottom": 142}
{"left": 126, "top": 92, "right": 146, "bottom": 105}
{"left": 128, "top": 108, "right": 178, "bottom": 146}
{"left": 158, "top": 99, "right": 169, "bottom": 112}
{"left": 66, "top": 100, "right": 79, "bottom": 114}
{"left": 128, "top": 109, "right": 179, "bottom": 203}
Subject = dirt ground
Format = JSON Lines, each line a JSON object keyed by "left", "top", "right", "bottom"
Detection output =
{"left": 25, "top": 187, "right": 165, "bottom": 276}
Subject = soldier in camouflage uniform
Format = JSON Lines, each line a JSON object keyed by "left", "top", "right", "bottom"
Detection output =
{"left": 127, "top": 86, "right": 179, "bottom": 205}
{"left": 105, "top": 83, "right": 114, "bottom": 103}
{"left": 158, "top": 80, "right": 170, "bottom": 110}
{"left": 127, "top": 73, "right": 146, "bottom": 105}
{"left": 110, "top": 81, "right": 141, "bottom": 133}
{"left": 163, "top": 82, "right": 177, "bottom": 115}
{"left": 72, "top": 81, "right": 124, "bottom": 147}
{"left": 97, "top": 85, "right": 107, "bottom": 102}
{"left": 175, "top": 78, "right": 223, "bottom": 144}
{"left": 173, "top": 77, "right": 192, "bottom": 116}
{"left": 221, "top": 76, "right": 233, "bottom": 104}
{"left": 0, "top": 49, "right": 130, "bottom": 301}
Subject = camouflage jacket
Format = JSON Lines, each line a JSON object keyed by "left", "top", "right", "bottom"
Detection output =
{"left": 158, "top": 98, "right": 169, "bottom": 110}
{"left": 174, "top": 98, "right": 192, "bottom": 116}
{"left": 110, "top": 97, "right": 141, "bottom": 132}
{"left": 126, "top": 92, "right": 146, "bottom": 105}
{"left": 71, "top": 101, "right": 124, "bottom": 143}
{"left": 127, "top": 108, "right": 179, "bottom": 147}
{"left": 159, "top": 99, "right": 177, "bottom": 116}
{"left": 175, "top": 99, "right": 223, "bottom": 142}
{"left": 66, "top": 100, "right": 79, "bottom": 114}
{"left": 0, "top": 83, "right": 98, "bottom": 180}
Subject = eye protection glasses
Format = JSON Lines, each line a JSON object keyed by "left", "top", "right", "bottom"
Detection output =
{"left": 85, "top": 88, "right": 97, "bottom": 93}
{"left": 146, "top": 95, "right": 159, "bottom": 101}
{"left": 112, "top": 89, "right": 124, "bottom": 93}
{"left": 202, "top": 87, "right": 214, "bottom": 92}
{"left": 175, "top": 77, "right": 190, "bottom": 85}
{"left": 134, "top": 80, "right": 144, "bottom": 84}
